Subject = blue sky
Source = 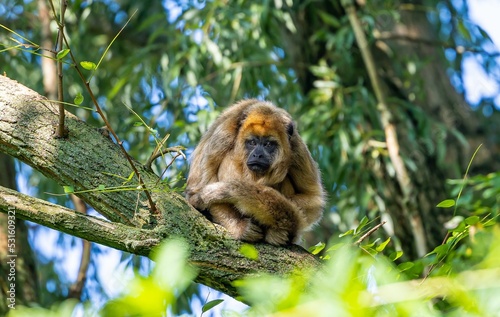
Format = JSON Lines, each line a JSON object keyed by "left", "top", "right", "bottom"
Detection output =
{"left": 464, "top": 0, "right": 500, "bottom": 107}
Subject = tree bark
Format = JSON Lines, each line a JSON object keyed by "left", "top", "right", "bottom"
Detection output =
{"left": 0, "top": 75, "right": 320, "bottom": 298}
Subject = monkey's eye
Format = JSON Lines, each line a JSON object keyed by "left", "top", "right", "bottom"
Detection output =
{"left": 265, "top": 141, "right": 277, "bottom": 148}
{"left": 246, "top": 139, "right": 257, "bottom": 147}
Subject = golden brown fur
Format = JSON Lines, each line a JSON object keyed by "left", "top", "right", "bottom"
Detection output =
{"left": 185, "top": 99, "right": 325, "bottom": 245}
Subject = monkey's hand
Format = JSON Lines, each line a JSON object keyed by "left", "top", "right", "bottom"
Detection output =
{"left": 200, "top": 181, "right": 302, "bottom": 245}
{"left": 238, "top": 218, "right": 265, "bottom": 242}
{"left": 207, "top": 203, "right": 264, "bottom": 242}
{"left": 186, "top": 189, "right": 213, "bottom": 212}
{"left": 264, "top": 227, "right": 292, "bottom": 246}
{"left": 199, "top": 182, "right": 235, "bottom": 206}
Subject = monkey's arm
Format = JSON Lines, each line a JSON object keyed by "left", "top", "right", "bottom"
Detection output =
{"left": 287, "top": 140, "right": 326, "bottom": 229}
{"left": 287, "top": 187, "right": 325, "bottom": 230}
{"left": 200, "top": 181, "right": 305, "bottom": 245}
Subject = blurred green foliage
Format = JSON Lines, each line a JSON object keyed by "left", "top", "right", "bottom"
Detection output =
{"left": 10, "top": 217, "right": 500, "bottom": 316}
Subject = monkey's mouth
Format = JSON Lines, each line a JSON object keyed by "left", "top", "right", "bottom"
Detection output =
{"left": 247, "top": 163, "right": 270, "bottom": 174}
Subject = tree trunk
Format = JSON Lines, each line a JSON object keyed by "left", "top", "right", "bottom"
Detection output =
{"left": 374, "top": 4, "right": 499, "bottom": 256}
{"left": 0, "top": 75, "right": 320, "bottom": 298}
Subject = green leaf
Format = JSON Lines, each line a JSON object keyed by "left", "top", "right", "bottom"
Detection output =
{"left": 318, "top": 12, "right": 341, "bottom": 28}
{"left": 205, "top": 39, "right": 222, "bottom": 65}
{"left": 451, "top": 221, "right": 466, "bottom": 233}
{"left": 429, "top": 244, "right": 450, "bottom": 261}
{"left": 182, "top": 9, "right": 198, "bottom": 21}
{"left": 308, "top": 242, "right": 326, "bottom": 255}
{"left": 339, "top": 229, "right": 354, "bottom": 237}
{"left": 389, "top": 250, "right": 403, "bottom": 261}
{"left": 239, "top": 244, "right": 258, "bottom": 260}
{"left": 202, "top": 299, "right": 224, "bottom": 314}
{"left": 483, "top": 218, "right": 497, "bottom": 227}
{"left": 186, "top": 70, "right": 197, "bottom": 86}
{"left": 314, "top": 80, "right": 339, "bottom": 89}
{"left": 482, "top": 187, "right": 499, "bottom": 199}
{"left": 56, "top": 49, "right": 70, "bottom": 60}
{"left": 80, "top": 61, "right": 97, "bottom": 70}
{"left": 98, "top": 185, "right": 105, "bottom": 191}
{"left": 326, "top": 242, "right": 346, "bottom": 253}
{"left": 362, "top": 240, "right": 377, "bottom": 249}
{"left": 436, "top": 199, "right": 455, "bottom": 208}
{"left": 355, "top": 216, "right": 369, "bottom": 234}
{"left": 397, "top": 262, "right": 414, "bottom": 272}
{"left": 152, "top": 238, "right": 197, "bottom": 293}
{"left": 126, "top": 171, "right": 135, "bottom": 182}
{"left": 74, "top": 92, "right": 84, "bottom": 105}
{"left": 457, "top": 20, "right": 471, "bottom": 41}
{"left": 464, "top": 216, "right": 480, "bottom": 225}
{"left": 375, "top": 237, "right": 391, "bottom": 252}
{"left": 63, "top": 186, "right": 74, "bottom": 193}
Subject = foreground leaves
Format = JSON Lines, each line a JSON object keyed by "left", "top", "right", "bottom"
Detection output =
{"left": 9, "top": 224, "right": 500, "bottom": 316}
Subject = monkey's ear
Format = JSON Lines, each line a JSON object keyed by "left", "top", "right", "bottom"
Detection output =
{"left": 286, "top": 122, "right": 295, "bottom": 139}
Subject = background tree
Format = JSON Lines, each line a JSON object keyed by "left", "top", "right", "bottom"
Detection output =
{"left": 0, "top": 0, "right": 498, "bottom": 313}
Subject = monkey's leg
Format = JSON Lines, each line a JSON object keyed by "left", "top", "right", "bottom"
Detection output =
{"left": 210, "top": 203, "right": 264, "bottom": 242}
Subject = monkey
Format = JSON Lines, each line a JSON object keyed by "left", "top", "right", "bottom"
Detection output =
{"left": 185, "top": 99, "right": 325, "bottom": 246}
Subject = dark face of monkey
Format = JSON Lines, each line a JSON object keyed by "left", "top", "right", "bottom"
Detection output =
{"left": 245, "top": 136, "right": 278, "bottom": 174}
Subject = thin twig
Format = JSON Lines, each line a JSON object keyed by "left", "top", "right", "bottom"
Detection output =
{"left": 146, "top": 145, "right": 186, "bottom": 171}
{"left": 55, "top": 0, "right": 68, "bottom": 138}
{"left": 60, "top": 30, "right": 157, "bottom": 215}
{"left": 155, "top": 151, "right": 186, "bottom": 186}
{"left": 355, "top": 221, "right": 387, "bottom": 245}
{"left": 374, "top": 32, "right": 500, "bottom": 57}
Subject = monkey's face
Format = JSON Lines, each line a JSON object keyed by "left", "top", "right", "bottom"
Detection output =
{"left": 236, "top": 108, "right": 293, "bottom": 185}
{"left": 245, "top": 136, "right": 278, "bottom": 174}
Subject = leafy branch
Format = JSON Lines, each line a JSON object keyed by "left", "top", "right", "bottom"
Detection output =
{"left": 50, "top": 6, "right": 158, "bottom": 214}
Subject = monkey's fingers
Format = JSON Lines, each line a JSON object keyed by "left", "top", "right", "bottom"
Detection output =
{"left": 221, "top": 216, "right": 264, "bottom": 242}
{"left": 264, "top": 228, "right": 291, "bottom": 246}
{"left": 239, "top": 220, "right": 264, "bottom": 242}
{"left": 187, "top": 192, "right": 208, "bottom": 210}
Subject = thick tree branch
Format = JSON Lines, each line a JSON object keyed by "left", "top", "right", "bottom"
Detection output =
{"left": 0, "top": 186, "right": 157, "bottom": 256}
{"left": 0, "top": 75, "right": 320, "bottom": 297}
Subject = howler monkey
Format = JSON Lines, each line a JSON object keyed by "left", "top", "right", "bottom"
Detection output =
{"left": 185, "top": 99, "right": 325, "bottom": 245}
